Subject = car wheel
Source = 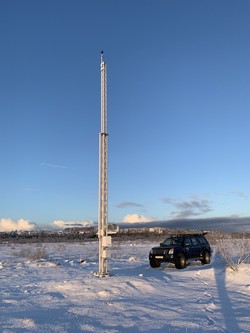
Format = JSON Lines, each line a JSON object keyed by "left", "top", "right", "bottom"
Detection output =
{"left": 201, "top": 251, "right": 211, "bottom": 265}
{"left": 150, "top": 260, "right": 161, "bottom": 268}
{"left": 175, "top": 254, "right": 187, "bottom": 269}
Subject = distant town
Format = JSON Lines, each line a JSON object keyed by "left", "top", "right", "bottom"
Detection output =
{"left": 0, "top": 224, "right": 249, "bottom": 244}
{"left": 0, "top": 224, "right": 163, "bottom": 242}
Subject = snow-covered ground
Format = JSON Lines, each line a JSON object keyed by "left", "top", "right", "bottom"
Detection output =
{"left": 0, "top": 239, "right": 249, "bottom": 333}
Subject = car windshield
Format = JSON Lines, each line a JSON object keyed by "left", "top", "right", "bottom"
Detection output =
{"left": 161, "top": 237, "right": 182, "bottom": 246}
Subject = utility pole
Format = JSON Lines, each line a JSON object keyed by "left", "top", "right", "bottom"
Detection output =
{"left": 97, "top": 51, "right": 111, "bottom": 277}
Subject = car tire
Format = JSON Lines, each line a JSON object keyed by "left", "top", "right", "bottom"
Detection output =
{"left": 201, "top": 251, "right": 211, "bottom": 265}
{"left": 175, "top": 254, "right": 187, "bottom": 269}
{"left": 150, "top": 260, "right": 161, "bottom": 268}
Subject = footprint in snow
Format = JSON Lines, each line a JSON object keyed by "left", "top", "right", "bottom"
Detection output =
{"left": 207, "top": 315, "right": 215, "bottom": 326}
{"left": 98, "top": 290, "right": 111, "bottom": 298}
{"left": 204, "top": 302, "right": 218, "bottom": 313}
{"left": 163, "top": 274, "right": 172, "bottom": 282}
{"left": 204, "top": 291, "right": 211, "bottom": 298}
{"left": 201, "top": 280, "right": 209, "bottom": 285}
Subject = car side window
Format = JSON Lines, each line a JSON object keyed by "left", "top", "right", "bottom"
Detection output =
{"left": 184, "top": 237, "right": 192, "bottom": 246}
{"left": 197, "top": 236, "right": 206, "bottom": 244}
{"left": 190, "top": 236, "right": 198, "bottom": 245}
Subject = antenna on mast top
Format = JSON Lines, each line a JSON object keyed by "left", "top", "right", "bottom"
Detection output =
{"left": 101, "top": 50, "right": 104, "bottom": 62}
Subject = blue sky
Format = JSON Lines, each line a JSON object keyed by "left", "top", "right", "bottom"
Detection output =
{"left": 1, "top": 0, "right": 250, "bottom": 230}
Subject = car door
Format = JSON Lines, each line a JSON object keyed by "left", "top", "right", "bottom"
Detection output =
{"left": 182, "top": 236, "right": 192, "bottom": 259}
{"left": 190, "top": 236, "right": 201, "bottom": 258}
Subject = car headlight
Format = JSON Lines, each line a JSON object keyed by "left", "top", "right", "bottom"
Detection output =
{"left": 168, "top": 248, "right": 174, "bottom": 255}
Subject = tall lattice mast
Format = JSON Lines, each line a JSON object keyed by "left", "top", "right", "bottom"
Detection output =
{"left": 97, "top": 51, "right": 111, "bottom": 277}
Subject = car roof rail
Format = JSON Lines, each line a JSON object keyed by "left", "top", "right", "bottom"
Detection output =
{"left": 172, "top": 232, "right": 208, "bottom": 237}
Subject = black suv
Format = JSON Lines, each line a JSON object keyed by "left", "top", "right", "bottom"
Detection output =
{"left": 149, "top": 233, "right": 212, "bottom": 269}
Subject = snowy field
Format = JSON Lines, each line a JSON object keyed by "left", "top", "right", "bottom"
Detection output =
{"left": 0, "top": 239, "right": 249, "bottom": 333}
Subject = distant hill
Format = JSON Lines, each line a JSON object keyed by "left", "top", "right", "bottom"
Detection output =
{"left": 119, "top": 217, "right": 250, "bottom": 233}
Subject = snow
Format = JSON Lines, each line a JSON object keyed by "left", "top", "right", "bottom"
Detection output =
{"left": 0, "top": 240, "right": 249, "bottom": 333}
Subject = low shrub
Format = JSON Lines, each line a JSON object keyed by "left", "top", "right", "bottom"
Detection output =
{"left": 216, "top": 233, "right": 250, "bottom": 271}
{"left": 14, "top": 245, "right": 49, "bottom": 261}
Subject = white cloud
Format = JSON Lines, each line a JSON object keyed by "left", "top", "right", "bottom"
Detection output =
{"left": 0, "top": 218, "right": 36, "bottom": 232}
{"left": 53, "top": 220, "right": 95, "bottom": 229}
{"left": 122, "top": 214, "right": 155, "bottom": 224}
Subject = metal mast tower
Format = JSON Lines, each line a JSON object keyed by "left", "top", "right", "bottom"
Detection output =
{"left": 97, "top": 51, "right": 111, "bottom": 277}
